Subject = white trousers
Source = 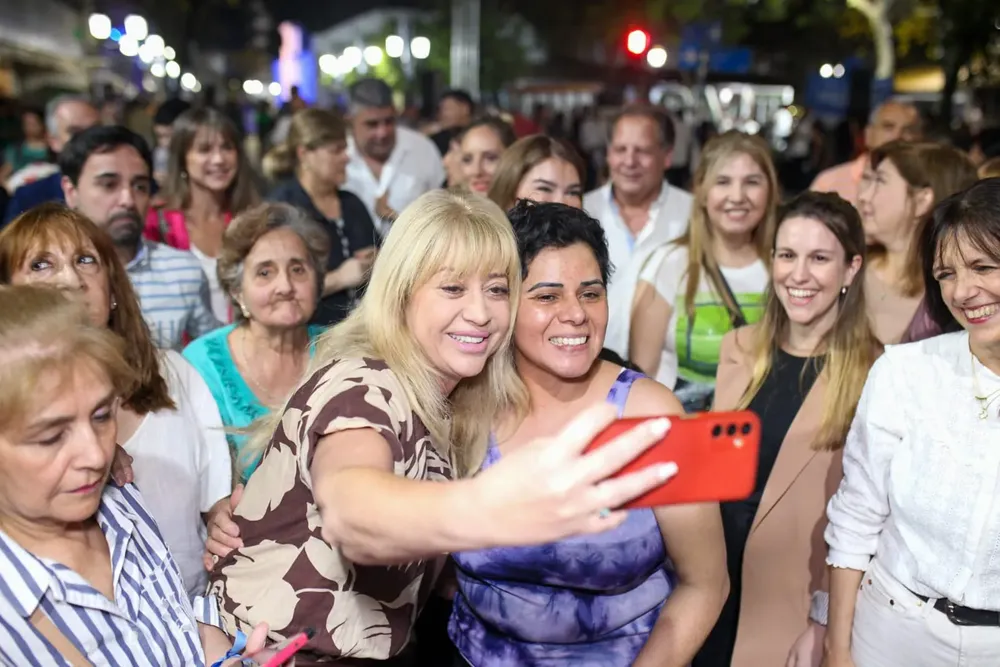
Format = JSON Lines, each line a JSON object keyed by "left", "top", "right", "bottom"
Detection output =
{"left": 852, "top": 559, "right": 1000, "bottom": 667}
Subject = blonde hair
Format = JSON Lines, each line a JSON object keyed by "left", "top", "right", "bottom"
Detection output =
{"left": 674, "top": 131, "right": 779, "bottom": 318}
{"left": 868, "top": 141, "right": 978, "bottom": 297}
{"left": 262, "top": 109, "right": 348, "bottom": 182}
{"left": 0, "top": 286, "right": 137, "bottom": 434}
{"left": 978, "top": 157, "right": 1000, "bottom": 180}
{"left": 737, "top": 192, "right": 880, "bottom": 450}
{"left": 242, "top": 190, "right": 526, "bottom": 477}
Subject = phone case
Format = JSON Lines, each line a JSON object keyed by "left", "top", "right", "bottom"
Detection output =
{"left": 584, "top": 411, "right": 760, "bottom": 508}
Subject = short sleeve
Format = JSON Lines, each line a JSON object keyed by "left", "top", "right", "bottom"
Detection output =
{"left": 650, "top": 245, "right": 689, "bottom": 309}
{"left": 295, "top": 358, "right": 411, "bottom": 480}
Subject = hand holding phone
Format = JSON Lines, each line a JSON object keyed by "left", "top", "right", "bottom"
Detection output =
{"left": 259, "top": 628, "right": 314, "bottom": 667}
{"left": 233, "top": 628, "right": 314, "bottom": 667}
{"left": 584, "top": 411, "right": 760, "bottom": 508}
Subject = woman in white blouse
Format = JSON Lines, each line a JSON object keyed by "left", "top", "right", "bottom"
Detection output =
{"left": 630, "top": 131, "right": 778, "bottom": 411}
{"left": 824, "top": 178, "right": 1000, "bottom": 667}
{"left": 0, "top": 204, "right": 234, "bottom": 599}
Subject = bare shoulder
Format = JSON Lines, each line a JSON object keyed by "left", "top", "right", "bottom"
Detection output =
{"left": 623, "top": 377, "right": 684, "bottom": 417}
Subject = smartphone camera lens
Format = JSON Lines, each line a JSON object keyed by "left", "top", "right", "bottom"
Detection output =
{"left": 726, "top": 424, "right": 737, "bottom": 436}
{"left": 712, "top": 425, "right": 723, "bottom": 438}
{"left": 742, "top": 422, "right": 751, "bottom": 435}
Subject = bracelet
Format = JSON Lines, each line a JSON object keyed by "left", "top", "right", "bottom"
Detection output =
{"left": 209, "top": 630, "right": 255, "bottom": 667}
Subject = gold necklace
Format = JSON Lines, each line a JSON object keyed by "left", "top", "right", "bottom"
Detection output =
{"left": 970, "top": 349, "right": 1000, "bottom": 420}
{"left": 239, "top": 328, "right": 304, "bottom": 406}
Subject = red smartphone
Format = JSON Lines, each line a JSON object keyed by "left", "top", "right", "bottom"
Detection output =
{"left": 258, "top": 627, "right": 315, "bottom": 667}
{"left": 584, "top": 411, "right": 760, "bottom": 508}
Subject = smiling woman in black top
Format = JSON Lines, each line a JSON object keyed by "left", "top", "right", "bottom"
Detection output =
{"left": 696, "top": 192, "right": 880, "bottom": 667}
{"left": 264, "top": 108, "right": 379, "bottom": 327}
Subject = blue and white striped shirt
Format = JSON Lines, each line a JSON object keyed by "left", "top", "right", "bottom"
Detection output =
{"left": 127, "top": 240, "right": 220, "bottom": 351}
{"left": 0, "top": 484, "right": 221, "bottom": 666}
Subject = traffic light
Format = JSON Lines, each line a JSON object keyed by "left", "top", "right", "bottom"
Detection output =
{"left": 626, "top": 29, "right": 650, "bottom": 56}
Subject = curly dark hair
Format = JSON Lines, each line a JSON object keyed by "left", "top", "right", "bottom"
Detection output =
{"left": 506, "top": 199, "right": 613, "bottom": 284}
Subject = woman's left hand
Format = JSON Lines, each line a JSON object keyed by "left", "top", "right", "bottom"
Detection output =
{"left": 786, "top": 622, "right": 826, "bottom": 667}
{"left": 110, "top": 445, "right": 134, "bottom": 486}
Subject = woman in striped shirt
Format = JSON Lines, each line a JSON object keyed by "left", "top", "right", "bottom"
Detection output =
{"left": 0, "top": 286, "right": 273, "bottom": 666}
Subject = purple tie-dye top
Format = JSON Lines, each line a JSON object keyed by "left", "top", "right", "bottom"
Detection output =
{"left": 449, "top": 369, "right": 674, "bottom": 666}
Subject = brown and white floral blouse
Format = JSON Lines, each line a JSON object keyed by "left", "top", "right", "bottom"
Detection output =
{"left": 208, "top": 357, "right": 452, "bottom": 662}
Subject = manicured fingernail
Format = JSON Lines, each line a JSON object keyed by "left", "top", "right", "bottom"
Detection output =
{"left": 659, "top": 462, "right": 678, "bottom": 479}
{"left": 648, "top": 418, "right": 670, "bottom": 437}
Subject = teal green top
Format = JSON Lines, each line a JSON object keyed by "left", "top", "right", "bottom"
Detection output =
{"left": 182, "top": 323, "right": 326, "bottom": 482}
{"left": 4, "top": 143, "right": 49, "bottom": 173}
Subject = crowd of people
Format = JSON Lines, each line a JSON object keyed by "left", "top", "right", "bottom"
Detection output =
{"left": 0, "top": 76, "right": 997, "bottom": 667}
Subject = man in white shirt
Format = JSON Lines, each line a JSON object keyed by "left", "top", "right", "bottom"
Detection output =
{"left": 583, "top": 107, "right": 693, "bottom": 359}
{"left": 343, "top": 78, "right": 446, "bottom": 236}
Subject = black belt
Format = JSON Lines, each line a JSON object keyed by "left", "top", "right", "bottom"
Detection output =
{"left": 912, "top": 593, "right": 1000, "bottom": 627}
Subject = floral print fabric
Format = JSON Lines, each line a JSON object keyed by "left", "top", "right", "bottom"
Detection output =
{"left": 209, "top": 357, "right": 451, "bottom": 661}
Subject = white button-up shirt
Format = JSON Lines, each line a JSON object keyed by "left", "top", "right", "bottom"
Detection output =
{"left": 0, "top": 484, "right": 221, "bottom": 666}
{"left": 583, "top": 181, "right": 693, "bottom": 358}
{"left": 344, "top": 125, "right": 446, "bottom": 237}
{"left": 826, "top": 331, "right": 1000, "bottom": 610}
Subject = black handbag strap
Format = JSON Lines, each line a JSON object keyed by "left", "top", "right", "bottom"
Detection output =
{"left": 703, "top": 259, "right": 747, "bottom": 329}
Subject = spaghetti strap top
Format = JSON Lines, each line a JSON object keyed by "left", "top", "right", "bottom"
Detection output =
{"left": 449, "top": 368, "right": 674, "bottom": 667}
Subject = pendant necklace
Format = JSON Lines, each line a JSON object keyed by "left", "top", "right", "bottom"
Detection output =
{"left": 970, "top": 350, "right": 1000, "bottom": 420}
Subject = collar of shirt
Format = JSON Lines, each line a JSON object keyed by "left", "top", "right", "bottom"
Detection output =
{"left": 0, "top": 487, "right": 144, "bottom": 619}
{"left": 126, "top": 238, "right": 151, "bottom": 272}
{"left": 347, "top": 134, "right": 408, "bottom": 197}
{"left": 606, "top": 180, "right": 671, "bottom": 253}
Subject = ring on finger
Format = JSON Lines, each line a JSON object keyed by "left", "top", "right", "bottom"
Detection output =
{"left": 597, "top": 507, "right": 612, "bottom": 520}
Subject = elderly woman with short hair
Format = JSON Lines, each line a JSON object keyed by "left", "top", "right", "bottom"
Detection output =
{"left": 0, "top": 285, "right": 282, "bottom": 666}
{"left": 183, "top": 202, "right": 330, "bottom": 484}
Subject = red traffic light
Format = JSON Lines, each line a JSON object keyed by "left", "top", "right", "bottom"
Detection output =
{"left": 626, "top": 29, "right": 650, "bottom": 55}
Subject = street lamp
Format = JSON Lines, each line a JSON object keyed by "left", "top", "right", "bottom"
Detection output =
{"left": 181, "top": 72, "right": 198, "bottom": 91}
{"left": 341, "top": 46, "right": 363, "bottom": 70}
{"left": 819, "top": 63, "right": 834, "bottom": 78}
{"left": 119, "top": 35, "right": 140, "bottom": 57}
{"left": 647, "top": 47, "right": 667, "bottom": 68}
{"left": 410, "top": 36, "right": 430, "bottom": 60}
{"left": 165, "top": 61, "right": 181, "bottom": 79}
{"left": 385, "top": 35, "right": 404, "bottom": 58}
{"left": 124, "top": 15, "right": 148, "bottom": 41}
{"left": 318, "top": 54, "right": 338, "bottom": 75}
{"left": 88, "top": 13, "right": 112, "bottom": 40}
{"left": 138, "top": 42, "right": 158, "bottom": 64}
{"left": 144, "top": 35, "right": 165, "bottom": 58}
{"left": 268, "top": 82, "right": 282, "bottom": 97}
{"left": 164, "top": 46, "right": 176, "bottom": 61}
{"left": 363, "top": 46, "right": 383, "bottom": 66}
{"left": 150, "top": 62, "right": 166, "bottom": 78}
{"left": 833, "top": 63, "right": 846, "bottom": 78}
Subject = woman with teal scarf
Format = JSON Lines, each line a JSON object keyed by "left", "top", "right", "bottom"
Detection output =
{"left": 184, "top": 203, "right": 330, "bottom": 482}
